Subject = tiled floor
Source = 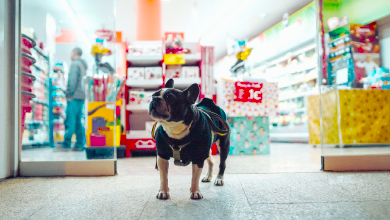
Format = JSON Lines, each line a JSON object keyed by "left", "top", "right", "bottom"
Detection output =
{"left": 2, "top": 144, "right": 390, "bottom": 219}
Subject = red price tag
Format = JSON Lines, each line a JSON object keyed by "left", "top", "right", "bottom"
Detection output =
{"left": 234, "top": 82, "right": 263, "bottom": 103}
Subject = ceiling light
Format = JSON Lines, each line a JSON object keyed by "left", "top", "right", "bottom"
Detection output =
{"left": 60, "top": 0, "right": 91, "bottom": 47}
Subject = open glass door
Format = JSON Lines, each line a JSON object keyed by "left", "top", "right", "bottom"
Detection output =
{"left": 19, "top": 0, "right": 120, "bottom": 176}
{"left": 316, "top": 0, "right": 390, "bottom": 171}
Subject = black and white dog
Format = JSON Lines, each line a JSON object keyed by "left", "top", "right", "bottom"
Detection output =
{"left": 149, "top": 79, "right": 230, "bottom": 200}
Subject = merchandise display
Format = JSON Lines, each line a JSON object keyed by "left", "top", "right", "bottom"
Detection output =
{"left": 125, "top": 40, "right": 210, "bottom": 157}
{"left": 21, "top": 32, "right": 50, "bottom": 148}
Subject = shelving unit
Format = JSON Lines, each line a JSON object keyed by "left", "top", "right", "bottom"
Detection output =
{"left": 251, "top": 44, "right": 318, "bottom": 143}
{"left": 22, "top": 39, "right": 50, "bottom": 149}
{"left": 124, "top": 41, "right": 204, "bottom": 157}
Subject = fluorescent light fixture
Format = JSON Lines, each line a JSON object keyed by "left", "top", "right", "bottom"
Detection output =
{"left": 60, "top": 0, "right": 91, "bottom": 47}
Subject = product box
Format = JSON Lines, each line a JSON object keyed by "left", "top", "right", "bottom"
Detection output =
{"left": 166, "top": 65, "right": 182, "bottom": 78}
{"left": 128, "top": 91, "right": 152, "bottom": 105}
{"left": 145, "top": 67, "right": 162, "bottom": 80}
{"left": 228, "top": 116, "right": 270, "bottom": 155}
{"left": 127, "top": 67, "right": 145, "bottom": 80}
{"left": 182, "top": 66, "right": 199, "bottom": 78}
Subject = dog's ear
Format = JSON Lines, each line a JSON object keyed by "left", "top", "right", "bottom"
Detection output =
{"left": 183, "top": 83, "right": 199, "bottom": 104}
{"left": 164, "top": 78, "right": 174, "bottom": 88}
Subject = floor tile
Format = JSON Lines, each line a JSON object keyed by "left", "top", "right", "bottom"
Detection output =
{"left": 250, "top": 202, "right": 373, "bottom": 220}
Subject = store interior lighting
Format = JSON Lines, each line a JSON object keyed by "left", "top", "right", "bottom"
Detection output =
{"left": 60, "top": 0, "right": 91, "bottom": 47}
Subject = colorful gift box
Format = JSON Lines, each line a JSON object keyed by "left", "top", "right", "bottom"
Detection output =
{"left": 228, "top": 116, "right": 270, "bottom": 155}
{"left": 127, "top": 67, "right": 145, "bottom": 80}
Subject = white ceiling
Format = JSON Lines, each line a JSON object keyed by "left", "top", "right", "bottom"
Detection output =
{"left": 21, "top": 0, "right": 314, "bottom": 60}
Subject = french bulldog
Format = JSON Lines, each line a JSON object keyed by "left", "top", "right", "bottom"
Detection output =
{"left": 149, "top": 78, "right": 230, "bottom": 200}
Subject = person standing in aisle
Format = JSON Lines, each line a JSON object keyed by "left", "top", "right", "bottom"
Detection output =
{"left": 55, "top": 47, "right": 87, "bottom": 152}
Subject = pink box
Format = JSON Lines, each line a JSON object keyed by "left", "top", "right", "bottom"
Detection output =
{"left": 90, "top": 133, "right": 106, "bottom": 147}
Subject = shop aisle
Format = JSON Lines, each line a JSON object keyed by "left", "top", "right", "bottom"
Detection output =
{"left": 1, "top": 158, "right": 390, "bottom": 219}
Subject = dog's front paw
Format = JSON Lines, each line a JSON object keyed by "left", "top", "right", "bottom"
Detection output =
{"left": 214, "top": 177, "right": 224, "bottom": 186}
{"left": 190, "top": 190, "right": 203, "bottom": 200}
{"left": 201, "top": 175, "right": 212, "bottom": 182}
{"left": 156, "top": 190, "right": 170, "bottom": 200}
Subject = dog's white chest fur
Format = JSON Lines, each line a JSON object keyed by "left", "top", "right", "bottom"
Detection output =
{"left": 159, "top": 120, "right": 191, "bottom": 139}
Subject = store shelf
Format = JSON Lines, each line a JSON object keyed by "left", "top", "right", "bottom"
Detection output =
{"left": 33, "top": 46, "right": 48, "bottom": 59}
{"left": 32, "top": 99, "right": 49, "bottom": 106}
{"left": 184, "top": 53, "right": 201, "bottom": 65}
{"left": 25, "top": 120, "right": 47, "bottom": 125}
{"left": 278, "top": 72, "right": 318, "bottom": 88}
{"left": 22, "top": 140, "right": 49, "bottom": 146}
{"left": 33, "top": 63, "right": 46, "bottom": 72}
{"left": 174, "top": 77, "right": 201, "bottom": 88}
{"left": 279, "top": 89, "right": 318, "bottom": 101}
{"left": 126, "top": 104, "right": 150, "bottom": 112}
{"left": 279, "top": 107, "right": 306, "bottom": 113}
{"left": 126, "top": 78, "right": 162, "bottom": 89}
{"left": 126, "top": 130, "right": 151, "bottom": 139}
{"left": 127, "top": 54, "right": 163, "bottom": 66}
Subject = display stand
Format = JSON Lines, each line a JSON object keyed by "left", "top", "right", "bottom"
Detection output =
{"left": 22, "top": 34, "right": 50, "bottom": 149}
{"left": 124, "top": 41, "right": 206, "bottom": 157}
{"left": 218, "top": 78, "right": 279, "bottom": 155}
{"left": 308, "top": 89, "right": 390, "bottom": 146}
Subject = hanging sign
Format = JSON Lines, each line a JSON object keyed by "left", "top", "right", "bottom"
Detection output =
{"left": 234, "top": 82, "right": 263, "bottom": 103}
{"left": 95, "top": 29, "right": 114, "bottom": 41}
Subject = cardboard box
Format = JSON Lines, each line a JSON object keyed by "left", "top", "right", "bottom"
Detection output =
{"left": 127, "top": 67, "right": 145, "bottom": 80}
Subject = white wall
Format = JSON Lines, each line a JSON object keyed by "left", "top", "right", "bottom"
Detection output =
{"left": 378, "top": 15, "right": 390, "bottom": 69}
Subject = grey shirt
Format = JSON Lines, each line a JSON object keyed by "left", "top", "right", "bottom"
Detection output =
{"left": 66, "top": 59, "right": 87, "bottom": 100}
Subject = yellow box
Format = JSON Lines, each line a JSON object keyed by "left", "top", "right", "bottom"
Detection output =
{"left": 308, "top": 89, "right": 390, "bottom": 145}
{"left": 164, "top": 54, "right": 186, "bottom": 65}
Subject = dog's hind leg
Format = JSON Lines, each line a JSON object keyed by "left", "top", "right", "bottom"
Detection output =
{"left": 215, "top": 135, "right": 230, "bottom": 186}
{"left": 201, "top": 149, "right": 215, "bottom": 182}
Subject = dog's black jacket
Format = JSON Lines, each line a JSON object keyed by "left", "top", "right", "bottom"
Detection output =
{"left": 155, "top": 98, "right": 227, "bottom": 166}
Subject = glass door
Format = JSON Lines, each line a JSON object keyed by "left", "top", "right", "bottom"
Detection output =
{"left": 316, "top": 0, "right": 390, "bottom": 171}
{"left": 19, "top": 0, "right": 120, "bottom": 176}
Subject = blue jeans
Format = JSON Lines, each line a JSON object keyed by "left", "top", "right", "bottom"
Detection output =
{"left": 63, "top": 99, "right": 85, "bottom": 149}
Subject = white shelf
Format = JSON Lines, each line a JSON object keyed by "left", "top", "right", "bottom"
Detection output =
{"left": 278, "top": 72, "right": 318, "bottom": 88}
{"left": 127, "top": 54, "right": 163, "bottom": 66}
{"left": 279, "top": 107, "right": 306, "bottom": 113}
{"left": 126, "top": 130, "right": 151, "bottom": 139}
{"left": 184, "top": 53, "right": 201, "bottom": 65}
{"left": 173, "top": 77, "right": 201, "bottom": 88}
{"left": 279, "top": 89, "right": 318, "bottom": 101}
{"left": 126, "top": 78, "right": 162, "bottom": 88}
{"left": 126, "top": 104, "right": 150, "bottom": 112}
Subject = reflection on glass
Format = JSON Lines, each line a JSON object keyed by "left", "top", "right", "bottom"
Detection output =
{"left": 20, "top": 0, "right": 119, "bottom": 161}
{"left": 317, "top": 0, "right": 390, "bottom": 157}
